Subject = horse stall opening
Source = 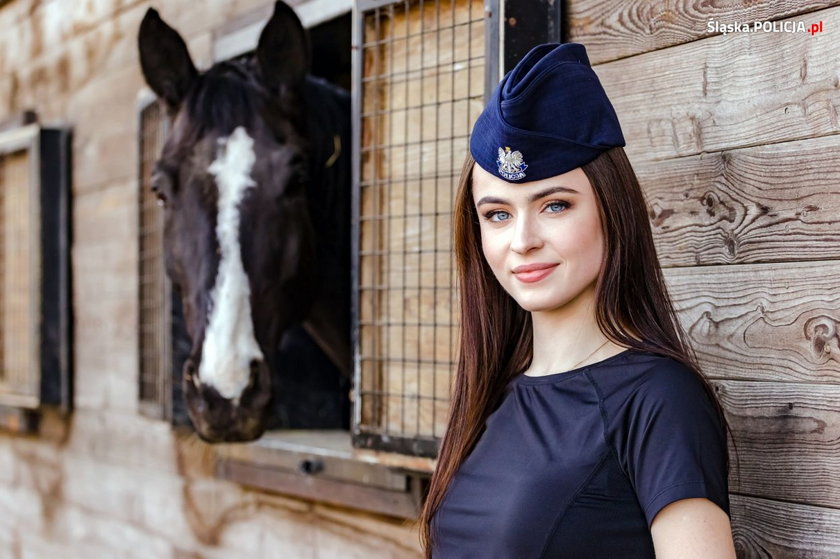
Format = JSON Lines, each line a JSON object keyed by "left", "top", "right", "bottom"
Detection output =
{"left": 0, "top": 122, "right": 71, "bottom": 427}
{"left": 137, "top": 8, "right": 354, "bottom": 431}
{"left": 353, "top": 0, "right": 486, "bottom": 457}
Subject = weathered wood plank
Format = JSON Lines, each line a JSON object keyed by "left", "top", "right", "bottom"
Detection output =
{"left": 595, "top": 7, "right": 840, "bottom": 162}
{"left": 215, "top": 429, "right": 437, "bottom": 474}
{"left": 568, "top": 0, "right": 840, "bottom": 65}
{"left": 715, "top": 380, "right": 840, "bottom": 509}
{"left": 731, "top": 493, "right": 840, "bottom": 557}
{"left": 216, "top": 458, "right": 420, "bottom": 519}
{"left": 665, "top": 260, "right": 840, "bottom": 383}
{"left": 634, "top": 134, "right": 840, "bottom": 266}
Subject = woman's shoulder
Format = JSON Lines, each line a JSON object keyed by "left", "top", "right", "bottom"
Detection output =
{"left": 594, "top": 349, "right": 724, "bottom": 449}
{"left": 594, "top": 348, "right": 710, "bottom": 406}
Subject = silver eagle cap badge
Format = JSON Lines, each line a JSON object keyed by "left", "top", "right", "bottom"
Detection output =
{"left": 496, "top": 146, "right": 528, "bottom": 180}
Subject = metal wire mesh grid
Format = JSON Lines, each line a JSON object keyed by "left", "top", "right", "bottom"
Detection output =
{"left": 0, "top": 145, "right": 40, "bottom": 407}
{"left": 355, "top": 0, "right": 485, "bottom": 455}
{"left": 137, "top": 101, "right": 172, "bottom": 418}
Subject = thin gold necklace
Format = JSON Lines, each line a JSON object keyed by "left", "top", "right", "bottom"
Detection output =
{"left": 526, "top": 338, "right": 611, "bottom": 377}
{"left": 567, "top": 339, "right": 610, "bottom": 371}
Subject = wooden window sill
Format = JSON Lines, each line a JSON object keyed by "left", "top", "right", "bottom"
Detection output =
{"left": 213, "top": 430, "right": 435, "bottom": 519}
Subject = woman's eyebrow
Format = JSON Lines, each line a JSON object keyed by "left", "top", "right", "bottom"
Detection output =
{"left": 475, "top": 185, "right": 579, "bottom": 207}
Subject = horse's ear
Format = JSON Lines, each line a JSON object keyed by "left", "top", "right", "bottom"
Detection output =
{"left": 256, "top": 1, "right": 310, "bottom": 91}
{"left": 138, "top": 8, "right": 198, "bottom": 109}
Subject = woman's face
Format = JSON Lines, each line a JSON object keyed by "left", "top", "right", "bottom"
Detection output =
{"left": 471, "top": 162, "right": 605, "bottom": 313}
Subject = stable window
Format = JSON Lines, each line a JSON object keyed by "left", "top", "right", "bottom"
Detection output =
{"left": 216, "top": 0, "right": 487, "bottom": 516}
{"left": 137, "top": 97, "right": 190, "bottom": 424}
{"left": 0, "top": 116, "right": 72, "bottom": 434}
{"left": 137, "top": 0, "right": 560, "bottom": 519}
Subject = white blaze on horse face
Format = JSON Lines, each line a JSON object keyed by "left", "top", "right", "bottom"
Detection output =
{"left": 201, "top": 126, "right": 264, "bottom": 401}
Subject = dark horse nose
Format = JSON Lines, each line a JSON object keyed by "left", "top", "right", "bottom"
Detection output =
{"left": 183, "top": 357, "right": 272, "bottom": 442}
{"left": 249, "top": 359, "right": 261, "bottom": 382}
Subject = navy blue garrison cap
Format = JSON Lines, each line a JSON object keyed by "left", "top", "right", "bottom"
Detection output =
{"left": 470, "top": 43, "right": 625, "bottom": 182}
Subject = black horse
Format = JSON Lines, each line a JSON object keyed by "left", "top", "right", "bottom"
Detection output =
{"left": 137, "top": 1, "right": 351, "bottom": 442}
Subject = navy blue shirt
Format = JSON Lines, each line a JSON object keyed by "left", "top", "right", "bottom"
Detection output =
{"left": 430, "top": 349, "right": 730, "bottom": 558}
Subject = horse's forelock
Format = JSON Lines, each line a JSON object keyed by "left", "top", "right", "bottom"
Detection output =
{"left": 173, "top": 61, "right": 267, "bottom": 151}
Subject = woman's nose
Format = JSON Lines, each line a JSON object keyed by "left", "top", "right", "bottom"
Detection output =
{"left": 509, "top": 213, "right": 543, "bottom": 254}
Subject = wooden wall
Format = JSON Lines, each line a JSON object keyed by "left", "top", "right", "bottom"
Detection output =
{"left": 0, "top": 0, "right": 422, "bottom": 556}
{"left": 567, "top": 1, "right": 840, "bottom": 556}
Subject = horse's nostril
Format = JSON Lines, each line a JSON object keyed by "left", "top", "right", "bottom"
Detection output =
{"left": 249, "top": 359, "right": 262, "bottom": 382}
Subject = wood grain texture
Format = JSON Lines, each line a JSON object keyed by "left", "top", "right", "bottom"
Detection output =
{"left": 568, "top": 0, "right": 840, "bottom": 64}
{"left": 730, "top": 494, "right": 840, "bottom": 558}
{"left": 664, "top": 260, "right": 840, "bottom": 383}
{"left": 594, "top": 7, "right": 840, "bottom": 162}
{"left": 217, "top": 459, "right": 420, "bottom": 519}
{"left": 634, "top": 134, "right": 840, "bottom": 266}
{"left": 715, "top": 380, "right": 840, "bottom": 508}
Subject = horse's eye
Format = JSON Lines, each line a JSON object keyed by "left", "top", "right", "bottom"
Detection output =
{"left": 151, "top": 183, "right": 168, "bottom": 207}
{"left": 151, "top": 170, "right": 171, "bottom": 207}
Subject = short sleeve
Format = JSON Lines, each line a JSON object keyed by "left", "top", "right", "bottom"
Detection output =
{"left": 611, "top": 360, "right": 730, "bottom": 528}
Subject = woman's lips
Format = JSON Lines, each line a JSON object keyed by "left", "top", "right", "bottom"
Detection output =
{"left": 514, "top": 264, "right": 559, "bottom": 283}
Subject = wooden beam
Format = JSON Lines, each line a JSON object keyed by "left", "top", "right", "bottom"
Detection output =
{"left": 633, "top": 134, "right": 840, "bottom": 266}
{"left": 568, "top": 0, "right": 840, "bottom": 65}
{"left": 215, "top": 458, "right": 422, "bottom": 519}
{"left": 717, "top": 380, "right": 840, "bottom": 508}
{"left": 665, "top": 260, "right": 840, "bottom": 383}
{"left": 731, "top": 493, "right": 840, "bottom": 557}
{"left": 593, "top": 6, "right": 840, "bottom": 162}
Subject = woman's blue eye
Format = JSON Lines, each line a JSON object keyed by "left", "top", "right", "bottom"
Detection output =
{"left": 485, "top": 210, "right": 511, "bottom": 222}
{"left": 482, "top": 201, "right": 568, "bottom": 222}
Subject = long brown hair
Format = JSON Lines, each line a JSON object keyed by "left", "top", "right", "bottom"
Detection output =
{"left": 417, "top": 147, "right": 737, "bottom": 557}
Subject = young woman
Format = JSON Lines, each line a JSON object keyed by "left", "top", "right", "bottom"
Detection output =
{"left": 418, "top": 43, "right": 737, "bottom": 558}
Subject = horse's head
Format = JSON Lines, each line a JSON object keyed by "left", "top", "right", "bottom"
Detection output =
{"left": 138, "top": 2, "right": 317, "bottom": 442}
